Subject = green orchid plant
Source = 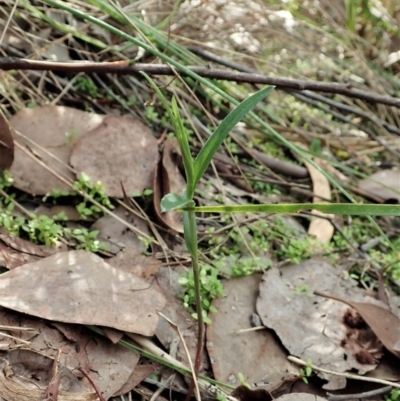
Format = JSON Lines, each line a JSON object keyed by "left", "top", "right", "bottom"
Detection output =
{"left": 142, "top": 74, "right": 400, "bottom": 397}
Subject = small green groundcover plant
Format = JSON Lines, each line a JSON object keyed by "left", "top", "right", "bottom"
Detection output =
{"left": 0, "top": 171, "right": 112, "bottom": 252}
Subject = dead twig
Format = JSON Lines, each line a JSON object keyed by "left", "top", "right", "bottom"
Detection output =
{"left": 1, "top": 57, "right": 400, "bottom": 107}
{"left": 326, "top": 385, "right": 392, "bottom": 401}
{"left": 288, "top": 355, "right": 400, "bottom": 388}
{"left": 78, "top": 368, "right": 106, "bottom": 401}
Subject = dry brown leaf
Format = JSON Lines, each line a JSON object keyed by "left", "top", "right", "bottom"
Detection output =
{"left": 315, "top": 291, "right": 400, "bottom": 359}
{"left": 207, "top": 274, "right": 298, "bottom": 387}
{"left": 0, "top": 112, "right": 14, "bottom": 174}
{"left": 91, "top": 205, "right": 150, "bottom": 254}
{"left": 0, "top": 309, "right": 140, "bottom": 399}
{"left": 0, "top": 242, "right": 41, "bottom": 270}
{"left": 358, "top": 168, "right": 400, "bottom": 202}
{"left": 0, "top": 349, "right": 97, "bottom": 401}
{"left": 256, "top": 260, "right": 387, "bottom": 384}
{"left": 109, "top": 247, "right": 161, "bottom": 279}
{"left": 113, "top": 363, "right": 158, "bottom": 397}
{"left": 232, "top": 386, "right": 328, "bottom": 401}
{"left": 0, "top": 250, "right": 165, "bottom": 335}
{"left": 70, "top": 115, "right": 159, "bottom": 198}
{"left": 0, "top": 228, "right": 63, "bottom": 270}
{"left": 153, "top": 137, "right": 185, "bottom": 233}
{"left": 0, "top": 228, "right": 58, "bottom": 257}
{"left": 296, "top": 144, "right": 334, "bottom": 243}
{"left": 9, "top": 106, "right": 104, "bottom": 195}
{"left": 43, "top": 349, "right": 62, "bottom": 401}
{"left": 155, "top": 266, "right": 204, "bottom": 369}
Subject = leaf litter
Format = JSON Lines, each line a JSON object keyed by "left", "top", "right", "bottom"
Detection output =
{"left": 256, "top": 259, "right": 395, "bottom": 388}
{"left": 2, "top": 98, "right": 400, "bottom": 400}
{"left": 91, "top": 205, "right": 151, "bottom": 255}
{"left": 70, "top": 115, "right": 159, "bottom": 198}
{"left": 314, "top": 291, "right": 400, "bottom": 359}
{"left": 9, "top": 105, "right": 104, "bottom": 195}
{"left": 207, "top": 274, "right": 298, "bottom": 388}
{"left": 0, "top": 308, "right": 140, "bottom": 400}
{"left": 3, "top": 1, "right": 400, "bottom": 400}
{"left": 296, "top": 145, "right": 334, "bottom": 243}
{"left": 0, "top": 250, "right": 165, "bottom": 335}
{"left": 155, "top": 266, "right": 208, "bottom": 372}
{"left": 0, "top": 227, "right": 60, "bottom": 269}
{"left": 153, "top": 136, "right": 186, "bottom": 233}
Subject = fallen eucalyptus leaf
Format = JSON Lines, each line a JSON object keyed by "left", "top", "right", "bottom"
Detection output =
{"left": 0, "top": 250, "right": 165, "bottom": 335}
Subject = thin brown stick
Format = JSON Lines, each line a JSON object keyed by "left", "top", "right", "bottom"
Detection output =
{"left": 1, "top": 57, "right": 400, "bottom": 107}
{"left": 288, "top": 355, "right": 400, "bottom": 389}
{"left": 78, "top": 368, "right": 106, "bottom": 401}
{"left": 326, "top": 385, "right": 392, "bottom": 401}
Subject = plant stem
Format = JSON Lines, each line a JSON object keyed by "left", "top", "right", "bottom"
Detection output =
{"left": 185, "top": 209, "right": 204, "bottom": 401}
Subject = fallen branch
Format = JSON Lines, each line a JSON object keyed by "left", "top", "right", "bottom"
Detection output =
{"left": 1, "top": 57, "right": 400, "bottom": 108}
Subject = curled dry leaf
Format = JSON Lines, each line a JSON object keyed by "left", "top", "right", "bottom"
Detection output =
{"left": 358, "top": 168, "right": 400, "bottom": 202}
{"left": 0, "top": 250, "right": 165, "bottom": 335}
{"left": 0, "top": 228, "right": 63, "bottom": 270}
{"left": 9, "top": 106, "right": 104, "bottom": 195}
{"left": 0, "top": 349, "right": 97, "bottom": 401}
{"left": 256, "top": 259, "right": 387, "bottom": 383}
{"left": 296, "top": 144, "right": 334, "bottom": 243}
{"left": 70, "top": 115, "right": 159, "bottom": 198}
{"left": 113, "top": 363, "right": 158, "bottom": 397}
{"left": 0, "top": 112, "right": 14, "bottom": 174}
{"left": 0, "top": 306, "right": 141, "bottom": 400}
{"left": 315, "top": 291, "right": 400, "bottom": 359}
{"left": 153, "top": 137, "right": 186, "bottom": 233}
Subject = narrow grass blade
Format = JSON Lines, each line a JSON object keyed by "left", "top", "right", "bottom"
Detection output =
{"left": 171, "top": 97, "right": 194, "bottom": 191}
{"left": 140, "top": 72, "right": 173, "bottom": 121}
{"left": 188, "top": 203, "right": 400, "bottom": 217}
{"left": 141, "top": 73, "right": 194, "bottom": 188}
{"left": 20, "top": 0, "right": 108, "bottom": 49}
{"left": 191, "top": 86, "right": 274, "bottom": 193}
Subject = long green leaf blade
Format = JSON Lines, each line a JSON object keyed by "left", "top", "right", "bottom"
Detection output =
{"left": 171, "top": 97, "right": 194, "bottom": 190}
{"left": 141, "top": 74, "right": 194, "bottom": 189}
{"left": 186, "top": 203, "right": 400, "bottom": 216}
{"left": 191, "top": 86, "right": 274, "bottom": 192}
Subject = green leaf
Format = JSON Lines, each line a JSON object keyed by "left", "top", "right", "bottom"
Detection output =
{"left": 140, "top": 72, "right": 175, "bottom": 126}
{"left": 171, "top": 97, "right": 194, "bottom": 189}
{"left": 192, "top": 86, "right": 274, "bottom": 193}
{"left": 161, "top": 193, "right": 192, "bottom": 212}
{"left": 141, "top": 73, "right": 194, "bottom": 193}
{"left": 190, "top": 203, "right": 400, "bottom": 216}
